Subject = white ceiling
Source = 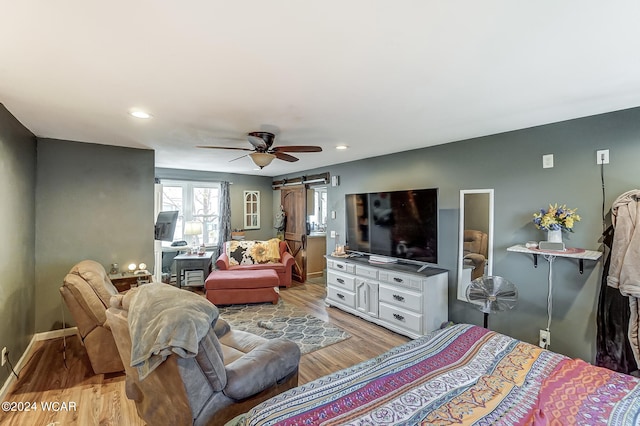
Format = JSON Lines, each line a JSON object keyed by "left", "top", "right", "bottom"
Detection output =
{"left": 2, "top": 1, "right": 640, "bottom": 177}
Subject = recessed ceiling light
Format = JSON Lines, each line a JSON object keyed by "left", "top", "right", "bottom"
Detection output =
{"left": 336, "top": 145, "right": 348, "bottom": 150}
{"left": 130, "top": 110, "right": 152, "bottom": 119}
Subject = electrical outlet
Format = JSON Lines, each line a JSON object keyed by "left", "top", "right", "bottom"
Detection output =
{"left": 539, "top": 329, "right": 550, "bottom": 349}
{"left": 596, "top": 149, "right": 610, "bottom": 164}
{"left": 1, "top": 347, "right": 7, "bottom": 367}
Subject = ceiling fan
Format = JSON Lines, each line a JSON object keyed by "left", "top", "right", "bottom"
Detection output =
{"left": 197, "top": 131, "right": 322, "bottom": 169}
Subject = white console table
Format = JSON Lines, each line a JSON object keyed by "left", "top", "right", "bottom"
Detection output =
{"left": 325, "top": 254, "right": 448, "bottom": 339}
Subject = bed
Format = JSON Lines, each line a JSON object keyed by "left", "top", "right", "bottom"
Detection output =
{"left": 227, "top": 324, "right": 640, "bottom": 425}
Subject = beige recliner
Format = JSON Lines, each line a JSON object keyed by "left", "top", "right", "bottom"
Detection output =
{"left": 59, "top": 260, "right": 124, "bottom": 374}
{"left": 463, "top": 230, "right": 488, "bottom": 280}
{"left": 106, "top": 285, "right": 301, "bottom": 426}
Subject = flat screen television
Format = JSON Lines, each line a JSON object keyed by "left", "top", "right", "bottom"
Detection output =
{"left": 345, "top": 188, "right": 438, "bottom": 264}
{"left": 154, "top": 210, "right": 179, "bottom": 242}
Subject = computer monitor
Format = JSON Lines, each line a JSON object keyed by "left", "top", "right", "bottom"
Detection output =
{"left": 154, "top": 211, "right": 179, "bottom": 242}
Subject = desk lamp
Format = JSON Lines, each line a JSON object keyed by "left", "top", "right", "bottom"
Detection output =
{"left": 184, "top": 221, "right": 203, "bottom": 251}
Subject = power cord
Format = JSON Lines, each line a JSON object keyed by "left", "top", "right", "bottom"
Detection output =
{"left": 61, "top": 294, "right": 69, "bottom": 370}
{"left": 543, "top": 254, "right": 555, "bottom": 348}
{"left": 600, "top": 159, "right": 607, "bottom": 233}
{"left": 4, "top": 351, "right": 19, "bottom": 379}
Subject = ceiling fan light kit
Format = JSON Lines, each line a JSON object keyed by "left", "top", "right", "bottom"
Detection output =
{"left": 250, "top": 152, "right": 276, "bottom": 168}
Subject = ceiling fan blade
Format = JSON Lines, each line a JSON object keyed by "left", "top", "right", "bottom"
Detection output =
{"left": 273, "top": 145, "right": 322, "bottom": 153}
{"left": 247, "top": 135, "right": 268, "bottom": 150}
{"left": 196, "top": 146, "right": 253, "bottom": 151}
{"left": 274, "top": 152, "right": 299, "bottom": 162}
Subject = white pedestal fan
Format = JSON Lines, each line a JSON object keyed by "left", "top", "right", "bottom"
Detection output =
{"left": 465, "top": 276, "right": 518, "bottom": 329}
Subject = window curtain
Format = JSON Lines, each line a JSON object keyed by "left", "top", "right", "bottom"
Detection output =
{"left": 218, "top": 181, "right": 231, "bottom": 255}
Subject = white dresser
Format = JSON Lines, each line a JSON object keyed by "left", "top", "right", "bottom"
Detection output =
{"left": 326, "top": 255, "right": 448, "bottom": 339}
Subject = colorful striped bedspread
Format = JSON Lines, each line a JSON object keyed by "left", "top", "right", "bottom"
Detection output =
{"left": 228, "top": 324, "right": 640, "bottom": 425}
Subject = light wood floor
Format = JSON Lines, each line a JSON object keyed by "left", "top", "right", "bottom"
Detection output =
{"left": 0, "top": 280, "right": 409, "bottom": 425}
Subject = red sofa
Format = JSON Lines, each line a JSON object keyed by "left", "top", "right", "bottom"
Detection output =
{"left": 215, "top": 239, "right": 295, "bottom": 287}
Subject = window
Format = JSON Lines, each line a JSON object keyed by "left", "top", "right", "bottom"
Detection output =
{"left": 243, "top": 190, "right": 260, "bottom": 229}
{"left": 308, "top": 187, "right": 328, "bottom": 231}
{"left": 161, "top": 180, "right": 220, "bottom": 246}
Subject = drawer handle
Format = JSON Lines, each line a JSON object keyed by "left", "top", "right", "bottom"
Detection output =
{"left": 337, "top": 293, "right": 345, "bottom": 299}
{"left": 393, "top": 277, "right": 404, "bottom": 283}
{"left": 337, "top": 264, "right": 344, "bottom": 269}
{"left": 337, "top": 278, "right": 345, "bottom": 284}
{"left": 393, "top": 313, "right": 405, "bottom": 322}
{"left": 393, "top": 294, "right": 405, "bottom": 302}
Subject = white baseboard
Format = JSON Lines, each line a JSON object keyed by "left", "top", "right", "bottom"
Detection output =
{"left": 34, "top": 327, "right": 79, "bottom": 342}
{"left": 0, "top": 327, "right": 78, "bottom": 401}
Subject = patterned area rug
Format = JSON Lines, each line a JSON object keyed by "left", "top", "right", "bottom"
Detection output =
{"left": 218, "top": 300, "right": 350, "bottom": 354}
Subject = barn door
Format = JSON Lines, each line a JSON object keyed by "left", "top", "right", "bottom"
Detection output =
{"left": 281, "top": 184, "right": 306, "bottom": 283}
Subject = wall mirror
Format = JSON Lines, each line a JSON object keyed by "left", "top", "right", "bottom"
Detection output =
{"left": 457, "top": 189, "right": 494, "bottom": 302}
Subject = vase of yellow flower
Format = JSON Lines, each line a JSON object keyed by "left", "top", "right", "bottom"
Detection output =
{"left": 532, "top": 203, "right": 581, "bottom": 242}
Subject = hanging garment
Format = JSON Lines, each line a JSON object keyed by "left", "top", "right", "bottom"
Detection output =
{"left": 596, "top": 224, "right": 636, "bottom": 374}
{"left": 274, "top": 205, "right": 286, "bottom": 231}
{"left": 607, "top": 189, "right": 640, "bottom": 368}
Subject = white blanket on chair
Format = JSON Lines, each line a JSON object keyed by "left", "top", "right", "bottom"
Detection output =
{"left": 128, "top": 283, "right": 218, "bottom": 380}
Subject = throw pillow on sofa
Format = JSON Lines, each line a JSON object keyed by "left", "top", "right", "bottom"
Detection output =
{"left": 227, "top": 238, "right": 281, "bottom": 266}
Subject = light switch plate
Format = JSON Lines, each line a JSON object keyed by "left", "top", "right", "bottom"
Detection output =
{"left": 330, "top": 230, "right": 336, "bottom": 238}
{"left": 542, "top": 154, "right": 554, "bottom": 168}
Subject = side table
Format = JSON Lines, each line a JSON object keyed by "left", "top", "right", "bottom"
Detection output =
{"left": 175, "top": 251, "right": 214, "bottom": 288}
{"left": 108, "top": 271, "right": 152, "bottom": 292}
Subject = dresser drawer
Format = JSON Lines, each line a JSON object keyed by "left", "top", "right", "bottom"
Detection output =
{"left": 379, "top": 302, "right": 422, "bottom": 335}
{"left": 327, "top": 271, "right": 356, "bottom": 291}
{"left": 356, "top": 265, "right": 378, "bottom": 280}
{"left": 179, "top": 259, "right": 211, "bottom": 269}
{"left": 378, "top": 270, "right": 423, "bottom": 290}
{"left": 327, "top": 286, "right": 356, "bottom": 308}
{"left": 329, "top": 260, "right": 355, "bottom": 274}
{"left": 379, "top": 284, "right": 422, "bottom": 313}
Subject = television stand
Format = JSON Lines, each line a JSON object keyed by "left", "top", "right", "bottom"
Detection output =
{"left": 325, "top": 254, "right": 448, "bottom": 339}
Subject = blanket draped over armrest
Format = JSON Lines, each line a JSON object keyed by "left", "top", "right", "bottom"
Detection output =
{"left": 128, "top": 283, "right": 218, "bottom": 380}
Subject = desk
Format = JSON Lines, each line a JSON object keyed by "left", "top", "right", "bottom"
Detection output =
{"left": 175, "top": 251, "right": 214, "bottom": 288}
{"left": 162, "top": 245, "right": 192, "bottom": 252}
{"left": 108, "top": 272, "right": 152, "bottom": 292}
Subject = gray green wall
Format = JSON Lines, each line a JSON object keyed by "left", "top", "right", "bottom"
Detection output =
{"left": 155, "top": 168, "right": 275, "bottom": 241}
{"left": 282, "top": 107, "right": 640, "bottom": 363}
{"left": 4, "top": 100, "right": 640, "bottom": 374}
{"left": 35, "top": 139, "right": 155, "bottom": 332}
{"left": 0, "top": 104, "right": 36, "bottom": 385}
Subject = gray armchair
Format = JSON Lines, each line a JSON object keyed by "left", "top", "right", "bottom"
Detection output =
{"left": 106, "top": 287, "right": 300, "bottom": 426}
